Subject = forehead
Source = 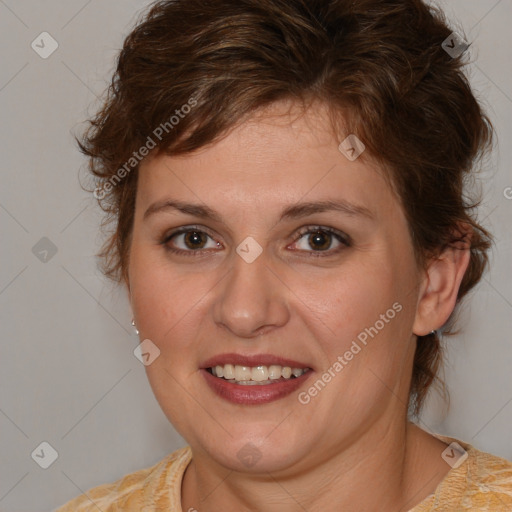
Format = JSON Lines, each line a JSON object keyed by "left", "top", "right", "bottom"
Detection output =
{"left": 137, "top": 102, "right": 398, "bottom": 221}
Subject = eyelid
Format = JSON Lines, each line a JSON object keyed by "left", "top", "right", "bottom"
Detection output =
{"left": 293, "top": 225, "right": 351, "bottom": 246}
{"left": 161, "top": 225, "right": 221, "bottom": 254}
{"left": 287, "top": 225, "right": 351, "bottom": 256}
{"left": 162, "top": 224, "right": 216, "bottom": 243}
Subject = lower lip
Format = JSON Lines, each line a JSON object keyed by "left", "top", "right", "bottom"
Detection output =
{"left": 201, "top": 369, "right": 314, "bottom": 405}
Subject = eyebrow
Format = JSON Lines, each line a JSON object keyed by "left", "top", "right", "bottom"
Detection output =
{"left": 143, "top": 198, "right": 375, "bottom": 223}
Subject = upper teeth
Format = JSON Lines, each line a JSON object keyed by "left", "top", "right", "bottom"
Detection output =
{"left": 210, "top": 364, "right": 309, "bottom": 382}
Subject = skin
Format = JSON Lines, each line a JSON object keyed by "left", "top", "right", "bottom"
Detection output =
{"left": 127, "top": 100, "right": 470, "bottom": 511}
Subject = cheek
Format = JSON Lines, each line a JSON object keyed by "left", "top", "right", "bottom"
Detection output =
{"left": 302, "top": 266, "right": 416, "bottom": 413}
{"left": 310, "top": 255, "right": 416, "bottom": 376}
{"left": 129, "top": 246, "right": 196, "bottom": 345}
{"left": 317, "top": 264, "right": 396, "bottom": 340}
{"left": 128, "top": 253, "right": 208, "bottom": 429}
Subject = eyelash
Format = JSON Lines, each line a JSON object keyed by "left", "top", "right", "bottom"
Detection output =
{"left": 161, "top": 225, "right": 351, "bottom": 258}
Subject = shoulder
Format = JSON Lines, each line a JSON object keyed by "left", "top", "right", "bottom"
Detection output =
{"left": 465, "top": 442, "right": 512, "bottom": 505}
{"left": 53, "top": 445, "right": 192, "bottom": 512}
{"left": 413, "top": 435, "right": 512, "bottom": 511}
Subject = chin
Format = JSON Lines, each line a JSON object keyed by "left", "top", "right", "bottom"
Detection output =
{"left": 195, "top": 426, "right": 311, "bottom": 474}
{"left": 207, "top": 441, "right": 299, "bottom": 473}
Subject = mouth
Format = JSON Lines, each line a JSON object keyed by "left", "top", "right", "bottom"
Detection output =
{"left": 200, "top": 354, "right": 314, "bottom": 405}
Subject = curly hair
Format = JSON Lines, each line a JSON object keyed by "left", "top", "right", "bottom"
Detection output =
{"left": 79, "top": 0, "right": 494, "bottom": 416}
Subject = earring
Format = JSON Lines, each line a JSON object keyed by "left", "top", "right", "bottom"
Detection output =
{"left": 131, "top": 318, "right": 139, "bottom": 335}
{"left": 430, "top": 329, "right": 436, "bottom": 335}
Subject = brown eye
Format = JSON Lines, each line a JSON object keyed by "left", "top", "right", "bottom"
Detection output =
{"left": 182, "top": 231, "right": 208, "bottom": 250}
{"left": 162, "top": 227, "right": 221, "bottom": 255}
{"left": 307, "top": 231, "right": 332, "bottom": 251}
{"left": 291, "top": 226, "right": 350, "bottom": 256}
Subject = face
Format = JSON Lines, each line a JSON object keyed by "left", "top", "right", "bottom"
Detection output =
{"left": 128, "top": 101, "right": 423, "bottom": 475}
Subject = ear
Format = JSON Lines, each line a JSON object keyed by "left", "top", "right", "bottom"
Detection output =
{"left": 413, "top": 233, "right": 471, "bottom": 336}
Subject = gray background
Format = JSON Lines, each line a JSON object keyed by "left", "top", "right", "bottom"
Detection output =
{"left": 0, "top": 1, "right": 511, "bottom": 510}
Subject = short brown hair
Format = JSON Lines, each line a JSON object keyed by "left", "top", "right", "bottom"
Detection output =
{"left": 80, "top": 0, "right": 494, "bottom": 416}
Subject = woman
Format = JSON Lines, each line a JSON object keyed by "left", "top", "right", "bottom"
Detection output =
{"left": 56, "top": 0, "right": 512, "bottom": 510}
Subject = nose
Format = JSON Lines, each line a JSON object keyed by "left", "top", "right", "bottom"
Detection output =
{"left": 212, "top": 248, "right": 290, "bottom": 339}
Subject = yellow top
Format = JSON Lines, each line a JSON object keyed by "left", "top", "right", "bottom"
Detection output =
{"left": 54, "top": 435, "right": 512, "bottom": 511}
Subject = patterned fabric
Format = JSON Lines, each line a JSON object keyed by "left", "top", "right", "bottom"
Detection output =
{"left": 54, "top": 435, "right": 512, "bottom": 511}
{"left": 411, "top": 435, "right": 512, "bottom": 511}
